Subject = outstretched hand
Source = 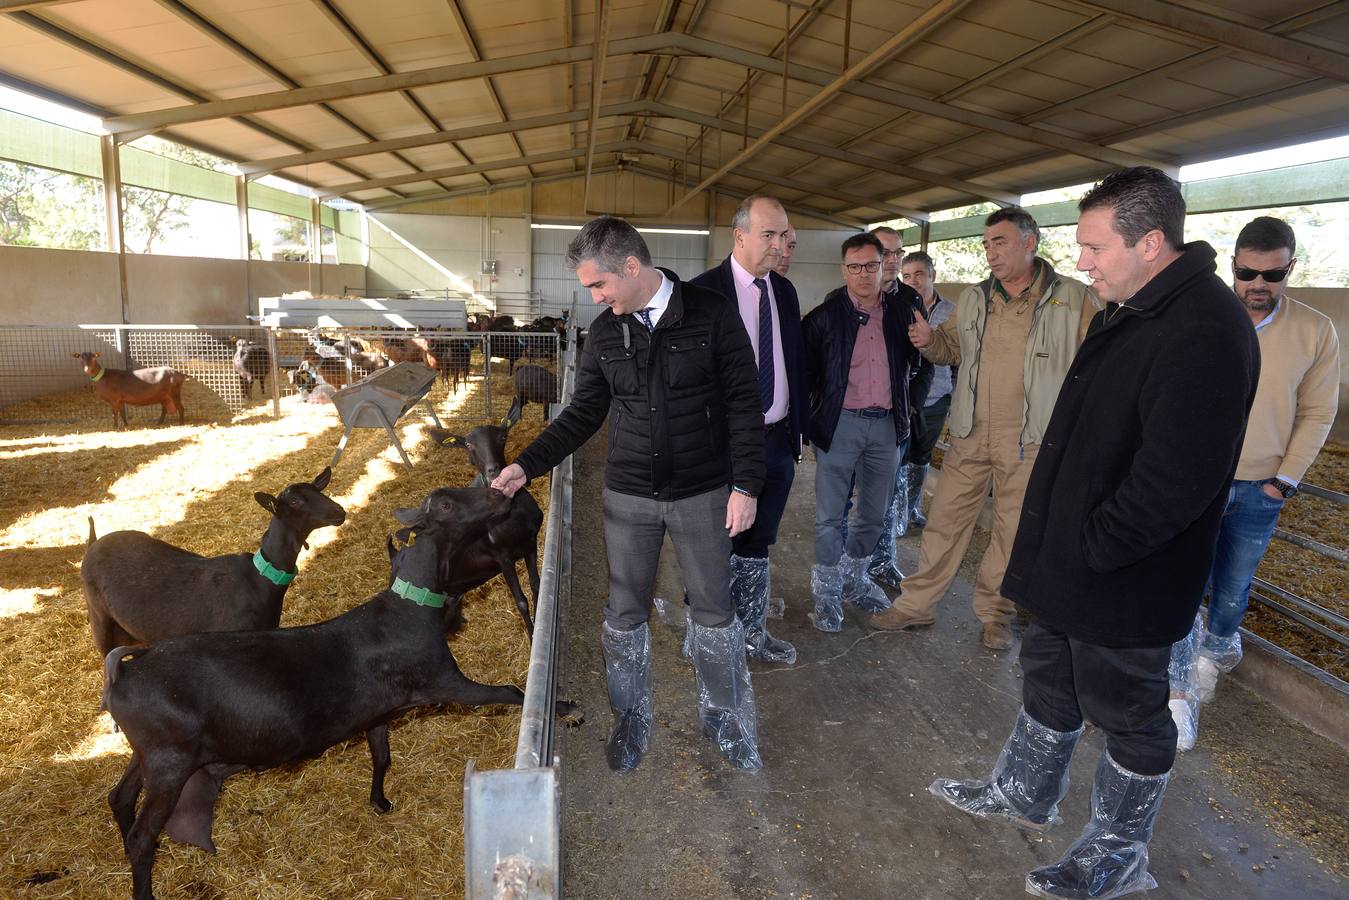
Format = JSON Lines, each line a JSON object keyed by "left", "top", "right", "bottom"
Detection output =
{"left": 491, "top": 463, "right": 528, "bottom": 497}
{"left": 908, "top": 316, "right": 932, "bottom": 349}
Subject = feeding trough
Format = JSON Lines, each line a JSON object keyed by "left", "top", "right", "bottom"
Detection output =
{"left": 330, "top": 362, "right": 442, "bottom": 469}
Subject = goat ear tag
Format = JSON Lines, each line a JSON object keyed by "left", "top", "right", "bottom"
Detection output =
{"left": 254, "top": 492, "right": 276, "bottom": 513}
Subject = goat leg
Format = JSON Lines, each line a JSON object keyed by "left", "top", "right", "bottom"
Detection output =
{"left": 428, "top": 654, "right": 525, "bottom": 708}
{"left": 495, "top": 554, "right": 535, "bottom": 638}
{"left": 366, "top": 724, "right": 393, "bottom": 813}
{"left": 108, "top": 752, "right": 144, "bottom": 842}
{"left": 126, "top": 770, "right": 192, "bottom": 900}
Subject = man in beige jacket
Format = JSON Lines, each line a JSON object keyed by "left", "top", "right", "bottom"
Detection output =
{"left": 868, "top": 208, "right": 1100, "bottom": 650}
{"left": 1169, "top": 215, "right": 1340, "bottom": 750}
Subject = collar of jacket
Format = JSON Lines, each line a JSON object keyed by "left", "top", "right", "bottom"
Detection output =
{"left": 628, "top": 266, "right": 686, "bottom": 331}
{"left": 1111, "top": 241, "right": 1219, "bottom": 322}
{"left": 979, "top": 258, "right": 1069, "bottom": 310}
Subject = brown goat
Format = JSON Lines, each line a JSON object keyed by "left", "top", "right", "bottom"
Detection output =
{"left": 73, "top": 352, "right": 186, "bottom": 428}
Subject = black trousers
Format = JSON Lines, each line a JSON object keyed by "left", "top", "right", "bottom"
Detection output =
{"left": 904, "top": 393, "right": 951, "bottom": 466}
{"left": 732, "top": 421, "right": 796, "bottom": 559}
{"left": 1020, "top": 618, "right": 1177, "bottom": 776}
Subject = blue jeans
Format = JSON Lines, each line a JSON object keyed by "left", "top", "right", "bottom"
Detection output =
{"left": 1203, "top": 480, "right": 1283, "bottom": 643}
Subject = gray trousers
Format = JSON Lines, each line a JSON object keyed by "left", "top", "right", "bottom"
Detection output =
{"left": 603, "top": 487, "right": 735, "bottom": 630}
{"left": 814, "top": 410, "right": 900, "bottom": 565}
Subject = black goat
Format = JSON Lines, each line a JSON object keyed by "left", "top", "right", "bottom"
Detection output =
{"left": 427, "top": 399, "right": 543, "bottom": 636}
{"left": 103, "top": 487, "right": 524, "bottom": 900}
{"left": 231, "top": 338, "right": 271, "bottom": 400}
{"left": 513, "top": 364, "right": 558, "bottom": 422}
{"left": 81, "top": 468, "right": 346, "bottom": 659}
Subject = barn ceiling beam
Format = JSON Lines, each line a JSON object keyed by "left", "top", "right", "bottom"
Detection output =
{"left": 0, "top": 0, "right": 77, "bottom": 11}
{"left": 362, "top": 167, "right": 618, "bottom": 211}
{"left": 101, "top": 33, "right": 679, "bottom": 135}
{"left": 674, "top": 33, "right": 1175, "bottom": 175}
{"left": 9, "top": 10, "right": 400, "bottom": 193}
{"left": 152, "top": 0, "right": 470, "bottom": 192}
{"left": 581, "top": 0, "right": 613, "bottom": 212}
{"left": 662, "top": 0, "right": 975, "bottom": 215}
{"left": 624, "top": 162, "right": 867, "bottom": 229}
{"left": 643, "top": 101, "right": 1018, "bottom": 205}
{"left": 318, "top": 146, "right": 625, "bottom": 198}
{"left": 1068, "top": 0, "right": 1349, "bottom": 84}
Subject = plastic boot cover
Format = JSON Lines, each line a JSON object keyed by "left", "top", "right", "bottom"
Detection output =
{"left": 1169, "top": 699, "right": 1197, "bottom": 753}
{"left": 651, "top": 596, "right": 683, "bottom": 632}
{"left": 1167, "top": 612, "right": 1203, "bottom": 752}
{"left": 866, "top": 497, "right": 906, "bottom": 591}
{"left": 842, "top": 552, "right": 893, "bottom": 612}
{"left": 767, "top": 595, "right": 785, "bottom": 620}
{"left": 600, "top": 622, "right": 654, "bottom": 773}
{"left": 810, "top": 563, "right": 845, "bottom": 633}
{"left": 688, "top": 617, "right": 763, "bottom": 771}
{"left": 907, "top": 463, "right": 929, "bottom": 527}
{"left": 1194, "top": 656, "right": 1220, "bottom": 706}
{"left": 1025, "top": 753, "right": 1170, "bottom": 899}
{"left": 730, "top": 555, "right": 796, "bottom": 665}
{"left": 930, "top": 707, "right": 1084, "bottom": 831}
{"left": 1200, "top": 629, "right": 1243, "bottom": 674}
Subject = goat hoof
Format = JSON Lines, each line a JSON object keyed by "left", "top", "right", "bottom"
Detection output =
{"left": 371, "top": 797, "right": 392, "bottom": 814}
{"left": 555, "top": 700, "right": 583, "bottom": 726}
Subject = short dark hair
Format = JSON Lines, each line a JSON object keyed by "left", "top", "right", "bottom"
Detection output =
{"left": 985, "top": 207, "right": 1040, "bottom": 247}
{"left": 841, "top": 232, "right": 885, "bottom": 260}
{"left": 902, "top": 250, "right": 935, "bottom": 275}
{"left": 565, "top": 215, "right": 652, "bottom": 272}
{"left": 1078, "top": 167, "right": 1185, "bottom": 250}
{"left": 1235, "top": 216, "right": 1296, "bottom": 256}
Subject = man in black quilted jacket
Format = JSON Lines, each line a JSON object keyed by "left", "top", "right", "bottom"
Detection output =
{"left": 492, "top": 215, "right": 767, "bottom": 773}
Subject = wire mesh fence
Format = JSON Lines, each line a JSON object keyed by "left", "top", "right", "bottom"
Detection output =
{"left": 0, "top": 325, "right": 561, "bottom": 429}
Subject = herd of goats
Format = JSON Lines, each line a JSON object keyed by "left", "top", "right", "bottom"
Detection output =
{"left": 80, "top": 396, "right": 562, "bottom": 899}
{"left": 69, "top": 311, "right": 566, "bottom": 429}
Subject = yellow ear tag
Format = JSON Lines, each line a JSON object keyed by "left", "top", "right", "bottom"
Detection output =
{"left": 406, "top": 531, "right": 416, "bottom": 546}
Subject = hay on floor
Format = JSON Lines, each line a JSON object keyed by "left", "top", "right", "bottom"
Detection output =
{"left": 0, "top": 370, "right": 553, "bottom": 899}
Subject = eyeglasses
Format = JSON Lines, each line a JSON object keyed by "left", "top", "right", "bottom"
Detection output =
{"left": 881, "top": 249, "right": 903, "bottom": 259}
{"left": 844, "top": 260, "right": 882, "bottom": 274}
{"left": 1233, "top": 262, "right": 1294, "bottom": 282}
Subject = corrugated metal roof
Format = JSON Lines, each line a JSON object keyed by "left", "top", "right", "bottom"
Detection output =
{"left": 1, "top": 0, "right": 1346, "bottom": 220}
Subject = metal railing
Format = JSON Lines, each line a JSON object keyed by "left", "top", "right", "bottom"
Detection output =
{"left": 463, "top": 327, "right": 577, "bottom": 899}
{"left": 1250, "top": 481, "right": 1349, "bottom": 650}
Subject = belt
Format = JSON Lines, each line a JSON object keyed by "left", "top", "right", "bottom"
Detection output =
{"left": 764, "top": 418, "right": 786, "bottom": 432}
{"left": 843, "top": 407, "right": 892, "bottom": 419}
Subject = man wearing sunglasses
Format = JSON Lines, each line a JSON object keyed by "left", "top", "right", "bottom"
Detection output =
{"left": 801, "top": 232, "right": 923, "bottom": 631}
{"left": 1168, "top": 216, "right": 1340, "bottom": 750}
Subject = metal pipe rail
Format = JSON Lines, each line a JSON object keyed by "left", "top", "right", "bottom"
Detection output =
{"left": 463, "top": 327, "right": 578, "bottom": 900}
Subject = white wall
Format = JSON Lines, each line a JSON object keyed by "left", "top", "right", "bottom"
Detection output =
{"left": 0, "top": 243, "right": 364, "bottom": 325}
{"left": 366, "top": 212, "right": 530, "bottom": 302}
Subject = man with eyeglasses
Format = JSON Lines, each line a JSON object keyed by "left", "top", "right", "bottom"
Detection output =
{"left": 689, "top": 196, "right": 804, "bottom": 665}
{"left": 801, "top": 232, "right": 923, "bottom": 631}
{"left": 1167, "top": 215, "right": 1340, "bottom": 751}
{"left": 868, "top": 207, "right": 1099, "bottom": 652}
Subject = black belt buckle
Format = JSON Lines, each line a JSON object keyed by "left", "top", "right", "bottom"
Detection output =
{"left": 860, "top": 407, "right": 889, "bottom": 419}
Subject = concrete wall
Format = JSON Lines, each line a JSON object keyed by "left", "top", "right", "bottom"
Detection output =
{"left": 365, "top": 212, "right": 530, "bottom": 304}
{"left": 0, "top": 243, "right": 365, "bottom": 325}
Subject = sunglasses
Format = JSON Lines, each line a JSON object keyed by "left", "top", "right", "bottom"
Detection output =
{"left": 1233, "top": 262, "right": 1293, "bottom": 282}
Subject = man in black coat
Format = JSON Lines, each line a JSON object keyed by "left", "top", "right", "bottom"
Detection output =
{"left": 690, "top": 195, "right": 806, "bottom": 665}
{"left": 929, "top": 168, "right": 1259, "bottom": 899}
{"left": 801, "top": 232, "right": 923, "bottom": 632}
{"left": 493, "top": 215, "right": 767, "bottom": 772}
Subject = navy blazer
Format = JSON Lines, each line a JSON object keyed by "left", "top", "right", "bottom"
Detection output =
{"left": 689, "top": 257, "right": 808, "bottom": 457}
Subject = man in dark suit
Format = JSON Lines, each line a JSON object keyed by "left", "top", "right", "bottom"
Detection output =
{"left": 690, "top": 196, "right": 806, "bottom": 665}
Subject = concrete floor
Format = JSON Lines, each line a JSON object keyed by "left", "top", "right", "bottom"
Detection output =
{"left": 557, "top": 429, "right": 1348, "bottom": 899}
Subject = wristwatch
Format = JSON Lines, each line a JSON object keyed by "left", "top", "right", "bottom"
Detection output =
{"left": 1267, "top": 478, "right": 1298, "bottom": 499}
{"left": 732, "top": 485, "right": 757, "bottom": 499}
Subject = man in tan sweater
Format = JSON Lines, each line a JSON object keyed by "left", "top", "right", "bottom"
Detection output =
{"left": 867, "top": 208, "right": 1099, "bottom": 650}
{"left": 1170, "top": 216, "right": 1340, "bottom": 749}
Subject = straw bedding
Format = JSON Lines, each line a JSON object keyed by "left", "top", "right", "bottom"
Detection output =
{"left": 0, "top": 372, "right": 551, "bottom": 898}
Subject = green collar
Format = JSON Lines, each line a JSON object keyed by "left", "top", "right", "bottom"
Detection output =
{"left": 252, "top": 551, "right": 296, "bottom": 586}
{"left": 89, "top": 368, "right": 106, "bottom": 383}
{"left": 392, "top": 576, "right": 447, "bottom": 608}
